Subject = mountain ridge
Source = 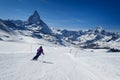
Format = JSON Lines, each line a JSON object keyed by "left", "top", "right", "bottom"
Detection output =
{"left": 0, "top": 11, "right": 120, "bottom": 49}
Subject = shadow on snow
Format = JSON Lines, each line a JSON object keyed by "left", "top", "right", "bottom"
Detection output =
{"left": 41, "top": 61, "right": 54, "bottom": 64}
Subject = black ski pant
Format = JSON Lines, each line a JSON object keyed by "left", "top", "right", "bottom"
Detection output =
{"left": 33, "top": 53, "right": 41, "bottom": 60}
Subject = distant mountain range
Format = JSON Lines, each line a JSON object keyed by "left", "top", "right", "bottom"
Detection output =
{"left": 0, "top": 11, "right": 120, "bottom": 49}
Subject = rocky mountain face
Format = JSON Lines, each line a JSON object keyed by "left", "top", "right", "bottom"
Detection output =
{"left": 26, "top": 10, "right": 52, "bottom": 34}
{"left": 28, "top": 10, "right": 41, "bottom": 25}
{"left": 0, "top": 11, "right": 120, "bottom": 49}
{"left": 59, "top": 27, "right": 120, "bottom": 48}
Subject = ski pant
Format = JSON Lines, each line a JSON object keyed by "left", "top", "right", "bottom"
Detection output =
{"left": 33, "top": 53, "right": 41, "bottom": 60}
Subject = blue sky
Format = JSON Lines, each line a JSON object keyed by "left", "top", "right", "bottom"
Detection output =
{"left": 0, "top": 0, "right": 120, "bottom": 32}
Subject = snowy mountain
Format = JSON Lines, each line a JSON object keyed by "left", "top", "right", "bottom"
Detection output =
{"left": 50, "top": 27, "right": 120, "bottom": 49}
{"left": 28, "top": 10, "right": 41, "bottom": 24}
{"left": 26, "top": 10, "right": 52, "bottom": 34}
{"left": 0, "top": 11, "right": 52, "bottom": 40}
{"left": 59, "top": 27, "right": 120, "bottom": 49}
{"left": 0, "top": 11, "right": 120, "bottom": 49}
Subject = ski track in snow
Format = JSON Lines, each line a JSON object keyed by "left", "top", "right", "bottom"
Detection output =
{"left": 0, "top": 46, "right": 120, "bottom": 80}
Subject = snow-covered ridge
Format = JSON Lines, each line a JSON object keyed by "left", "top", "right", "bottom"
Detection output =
{"left": 0, "top": 11, "right": 120, "bottom": 49}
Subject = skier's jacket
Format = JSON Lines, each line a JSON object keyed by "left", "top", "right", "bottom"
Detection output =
{"left": 37, "top": 48, "right": 44, "bottom": 55}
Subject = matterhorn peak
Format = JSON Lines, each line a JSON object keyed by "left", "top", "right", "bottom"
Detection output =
{"left": 34, "top": 10, "right": 39, "bottom": 15}
{"left": 28, "top": 10, "right": 41, "bottom": 24}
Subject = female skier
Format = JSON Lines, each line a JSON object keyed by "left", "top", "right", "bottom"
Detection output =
{"left": 32, "top": 46, "right": 44, "bottom": 60}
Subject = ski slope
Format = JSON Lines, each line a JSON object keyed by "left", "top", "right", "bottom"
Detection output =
{"left": 0, "top": 41, "right": 120, "bottom": 80}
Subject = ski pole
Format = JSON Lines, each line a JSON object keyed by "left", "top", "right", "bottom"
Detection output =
{"left": 42, "top": 55, "right": 44, "bottom": 61}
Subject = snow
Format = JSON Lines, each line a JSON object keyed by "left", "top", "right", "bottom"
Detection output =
{"left": 77, "top": 34, "right": 96, "bottom": 43}
{"left": 0, "top": 40, "right": 120, "bottom": 80}
{"left": 51, "top": 27, "right": 62, "bottom": 34}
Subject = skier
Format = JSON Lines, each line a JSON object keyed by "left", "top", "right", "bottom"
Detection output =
{"left": 32, "top": 46, "right": 44, "bottom": 60}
